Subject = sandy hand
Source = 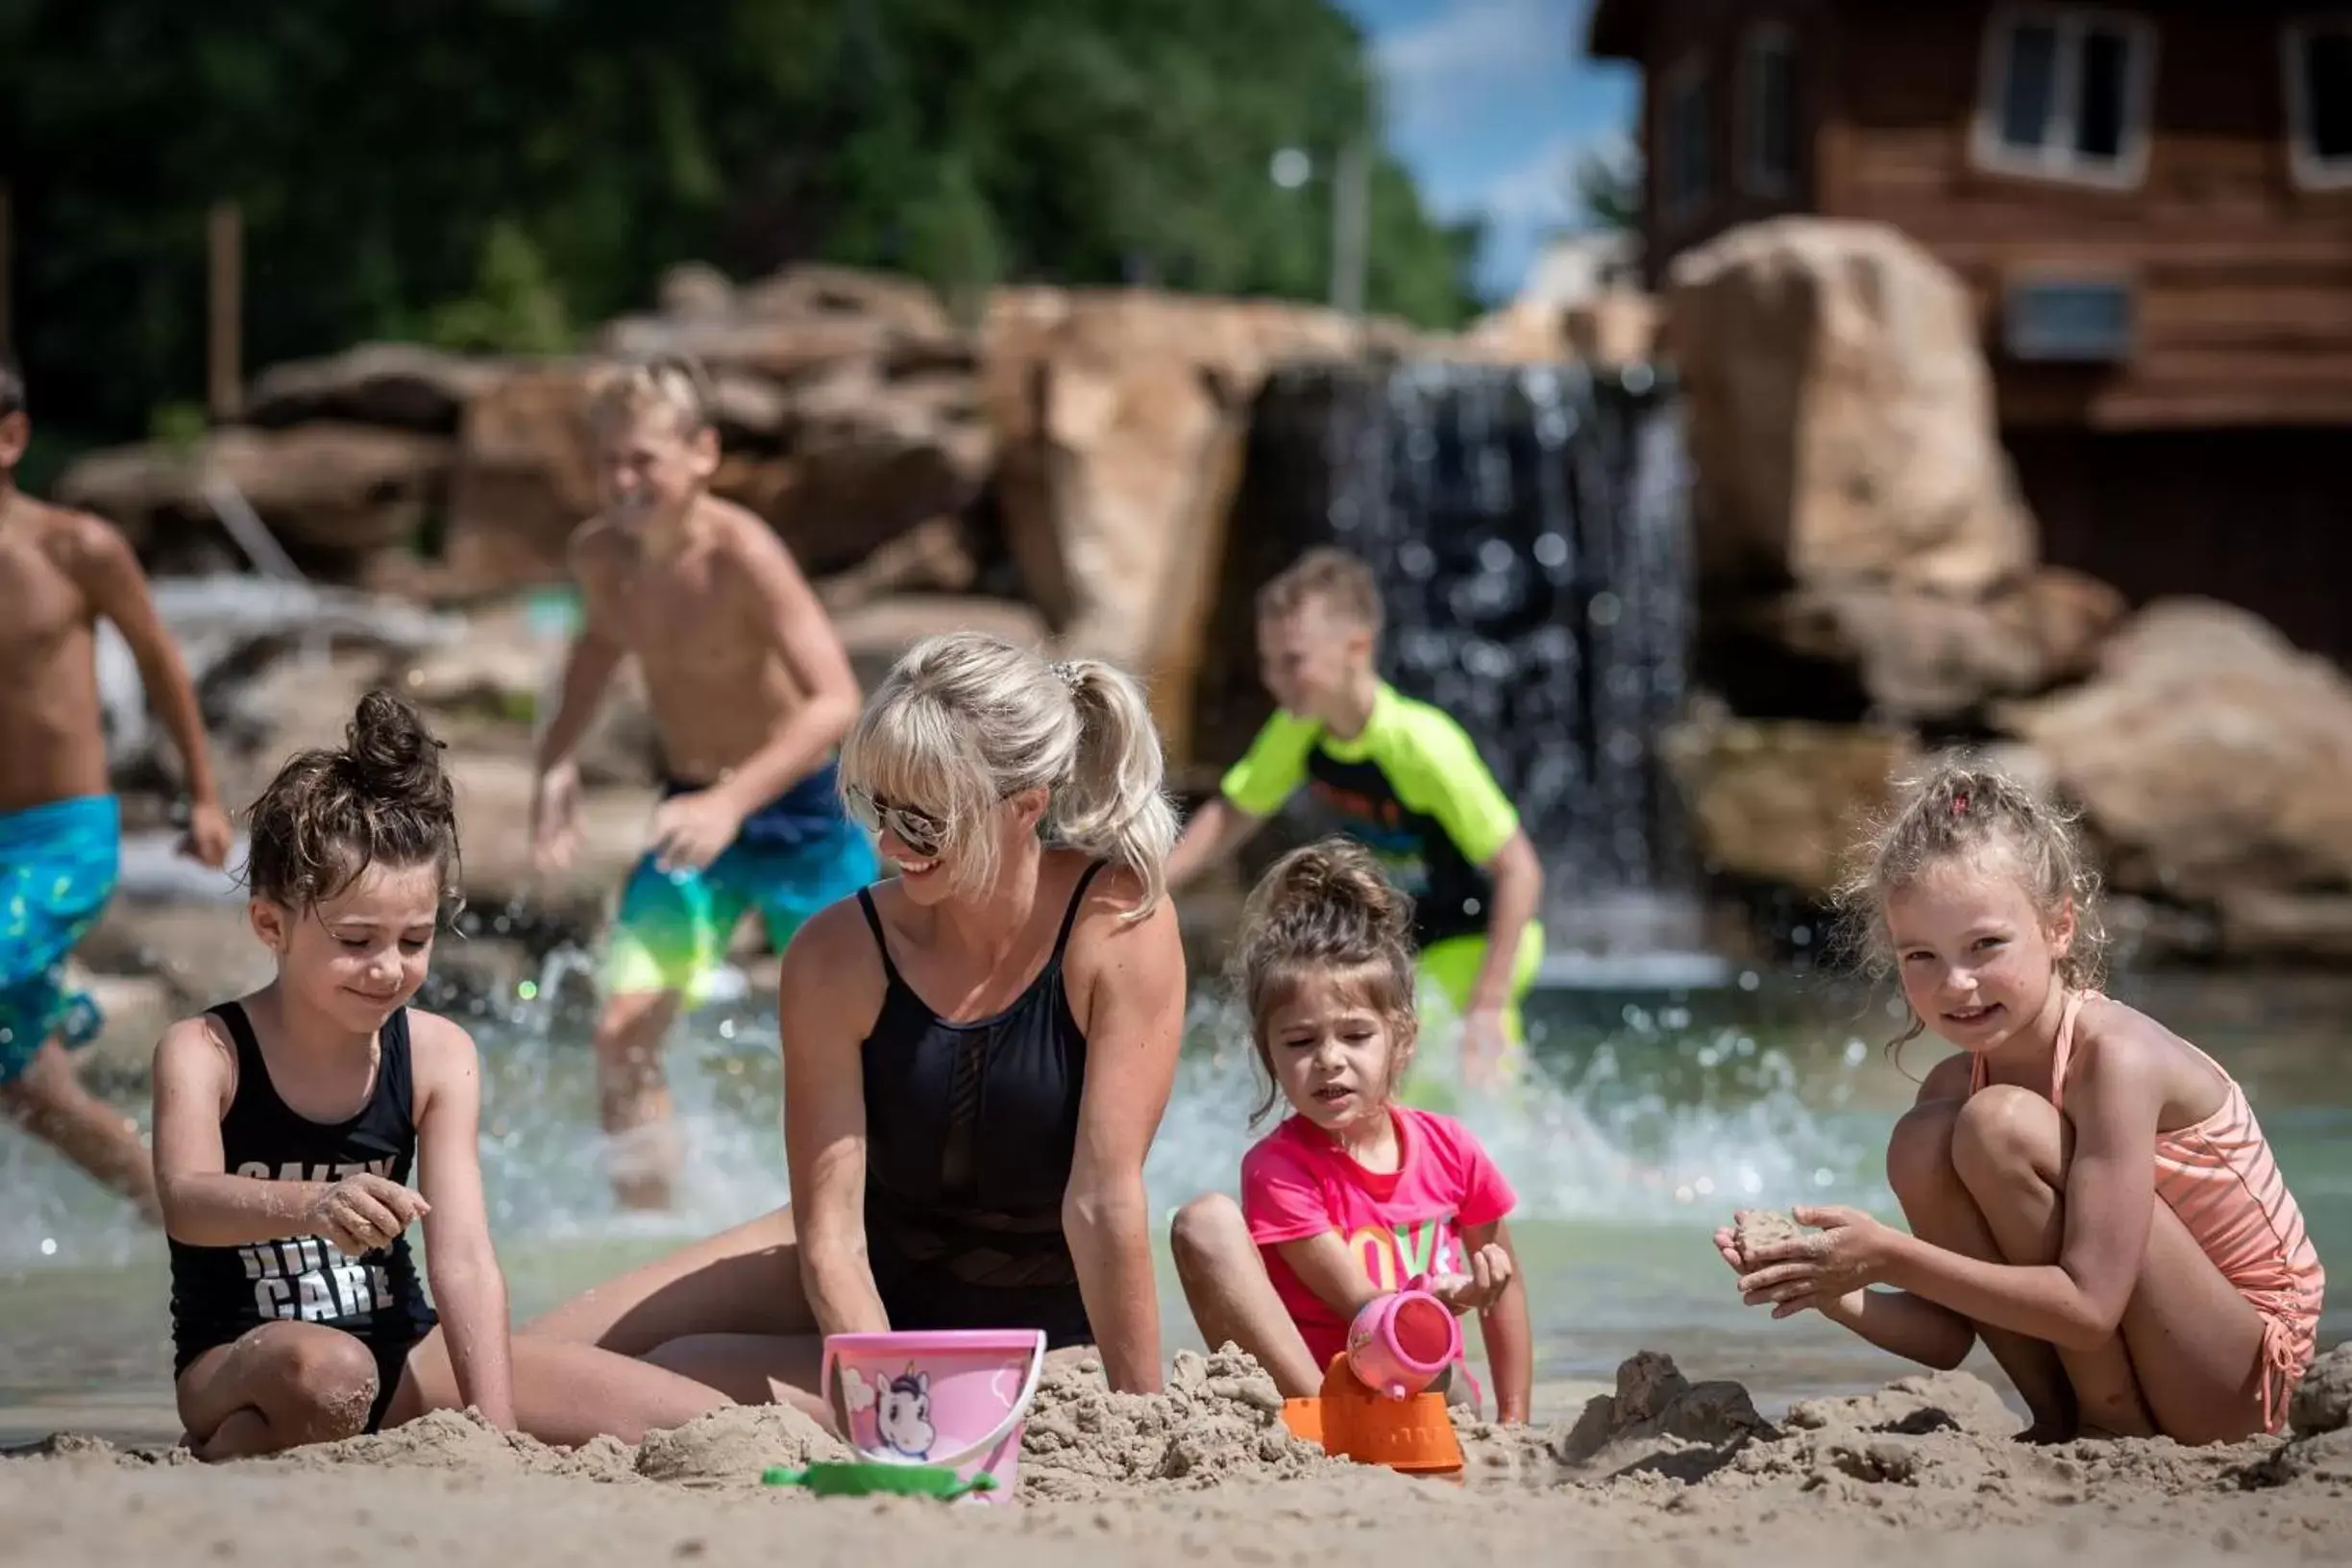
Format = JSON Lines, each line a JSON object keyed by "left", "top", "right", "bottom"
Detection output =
{"left": 306, "top": 1173, "right": 430, "bottom": 1256}
{"left": 1427, "top": 1242, "right": 1515, "bottom": 1313}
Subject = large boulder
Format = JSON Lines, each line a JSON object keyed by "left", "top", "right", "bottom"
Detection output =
{"left": 1665, "top": 219, "right": 2091, "bottom": 724}
{"left": 1658, "top": 707, "right": 1918, "bottom": 900}
{"left": 439, "top": 365, "right": 602, "bottom": 600}
{"left": 599, "top": 263, "right": 963, "bottom": 384}
{"left": 1739, "top": 567, "right": 2127, "bottom": 723}
{"left": 1997, "top": 599, "right": 2352, "bottom": 961}
{"left": 769, "top": 359, "right": 994, "bottom": 576}
{"left": 980, "top": 287, "right": 1416, "bottom": 670}
{"left": 242, "top": 343, "right": 502, "bottom": 433}
{"left": 1667, "top": 217, "right": 2035, "bottom": 597}
{"left": 58, "top": 425, "right": 453, "bottom": 571}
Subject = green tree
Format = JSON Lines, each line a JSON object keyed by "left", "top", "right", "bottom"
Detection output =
{"left": 1, "top": 0, "right": 1486, "bottom": 446}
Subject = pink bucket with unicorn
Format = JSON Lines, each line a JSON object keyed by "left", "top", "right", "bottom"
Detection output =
{"left": 821, "top": 1330, "right": 1049, "bottom": 1505}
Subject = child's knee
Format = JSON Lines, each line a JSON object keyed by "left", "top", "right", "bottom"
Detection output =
{"left": 1170, "top": 1193, "right": 1247, "bottom": 1272}
{"left": 1886, "top": 1097, "right": 1963, "bottom": 1201}
{"left": 260, "top": 1329, "right": 380, "bottom": 1437}
{"left": 1950, "top": 1085, "right": 2055, "bottom": 1180}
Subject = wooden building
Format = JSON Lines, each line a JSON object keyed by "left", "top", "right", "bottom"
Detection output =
{"left": 1588, "top": 1, "right": 2352, "bottom": 666}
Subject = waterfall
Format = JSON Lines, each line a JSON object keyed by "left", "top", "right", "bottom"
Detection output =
{"left": 1196, "top": 358, "right": 1702, "bottom": 963}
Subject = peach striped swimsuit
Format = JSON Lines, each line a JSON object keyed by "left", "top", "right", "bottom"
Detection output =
{"left": 1971, "top": 990, "right": 2326, "bottom": 1433}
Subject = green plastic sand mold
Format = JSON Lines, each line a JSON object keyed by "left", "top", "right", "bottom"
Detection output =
{"left": 762, "top": 1461, "right": 998, "bottom": 1501}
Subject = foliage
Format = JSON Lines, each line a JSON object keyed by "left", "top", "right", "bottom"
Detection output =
{"left": 0, "top": 0, "right": 1489, "bottom": 442}
{"left": 1567, "top": 138, "right": 1644, "bottom": 233}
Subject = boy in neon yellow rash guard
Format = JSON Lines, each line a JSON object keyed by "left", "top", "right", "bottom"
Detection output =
{"left": 1168, "top": 548, "right": 1543, "bottom": 1090}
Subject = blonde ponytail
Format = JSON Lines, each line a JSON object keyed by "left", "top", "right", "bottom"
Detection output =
{"left": 1047, "top": 659, "right": 1178, "bottom": 921}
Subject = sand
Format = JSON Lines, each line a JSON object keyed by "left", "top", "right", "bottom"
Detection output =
{"left": 7, "top": 1345, "right": 2351, "bottom": 1568}
{"left": 1730, "top": 1208, "right": 1807, "bottom": 1265}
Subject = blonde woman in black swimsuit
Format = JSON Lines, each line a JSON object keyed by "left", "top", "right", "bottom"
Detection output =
{"left": 527, "top": 632, "right": 1187, "bottom": 1398}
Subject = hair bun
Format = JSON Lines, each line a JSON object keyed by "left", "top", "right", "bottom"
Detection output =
{"left": 1255, "top": 838, "right": 1412, "bottom": 945}
{"left": 343, "top": 689, "right": 450, "bottom": 807}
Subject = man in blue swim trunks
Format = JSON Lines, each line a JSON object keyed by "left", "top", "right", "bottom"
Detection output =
{"left": 531, "top": 353, "right": 877, "bottom": 1210}
{"left": 0, "top": 355, "right": 233, "bottom": 1217}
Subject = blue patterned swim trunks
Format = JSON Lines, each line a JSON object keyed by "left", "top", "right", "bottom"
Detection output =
{"left": 0, "top": 795, "right": 121, "bottom": 1085}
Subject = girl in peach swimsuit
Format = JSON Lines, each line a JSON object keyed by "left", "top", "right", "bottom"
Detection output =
{"left": 1714, "top": 760, "right": 2327, "bottom": 1445}
{"left": 1969, "top": 988, "right": 2324, "bottom": 1432}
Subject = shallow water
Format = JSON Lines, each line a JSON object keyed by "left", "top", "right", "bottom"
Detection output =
{"left": 3, "top": 964, "right": 2345, "bottom": 1439}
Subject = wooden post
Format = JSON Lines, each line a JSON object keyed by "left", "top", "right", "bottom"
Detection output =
{"left": 208, "top": 202, "right": 242, "bottom": 421}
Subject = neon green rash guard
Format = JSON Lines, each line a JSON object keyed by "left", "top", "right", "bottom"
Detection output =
{"left": 1219, "top": 682, "right": 1520, "bottom": 949}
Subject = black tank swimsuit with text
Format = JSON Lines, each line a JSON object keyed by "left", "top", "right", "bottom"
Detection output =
{"left": 168, "top": 1002, "right": 438, "bottom": 1380}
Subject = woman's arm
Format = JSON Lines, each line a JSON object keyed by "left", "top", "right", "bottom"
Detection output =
{"left": 1066, "top": 873, "right": 1187, "bottom": 1393}
{"left": 411, "top": 1016, "right": 516, "bottom": 1430}
{"left": 780, "top": 909, "right": 892, "bottom": 1338}
{"left": 1464, "top": 1220, "right": 1532, "bottom": 1423}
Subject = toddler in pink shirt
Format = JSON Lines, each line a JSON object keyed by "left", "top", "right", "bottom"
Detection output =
{"left": 1170, "top": 839, "right": 1532, "bottom": 1422}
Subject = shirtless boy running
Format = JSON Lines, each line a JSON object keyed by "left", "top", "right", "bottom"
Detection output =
{"left": 0, "top": 355, "right": 233, "bottom": 1215}
{"left": 531, "top": 355, "right": 876, "bottom": 1211}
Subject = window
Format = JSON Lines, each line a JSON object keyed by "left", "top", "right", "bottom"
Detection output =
{"left": 1972, "top": 6, "right": 2157, "bottom": 185}
{"left": 2285, "top": 19, "right": 2352, "bottom": 188}
{"left": 1739, "top": 26, "right": 1800, "bottom": 197}
{"left": 1660, "top": 58, "right": 1712, "bottom": 219}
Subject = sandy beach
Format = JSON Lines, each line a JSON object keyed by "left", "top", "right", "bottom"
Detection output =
{"left": 8, "top": 1346, "right": 2350, "bottom": 1568}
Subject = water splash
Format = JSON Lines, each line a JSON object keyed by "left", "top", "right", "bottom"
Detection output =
{"left": 0, "top": 969, "right": 1889, "bottom": 1273}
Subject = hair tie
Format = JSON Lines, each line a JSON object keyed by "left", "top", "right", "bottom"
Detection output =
{"left": 1050, "top": 659, "right": 1083, "bottom": 693}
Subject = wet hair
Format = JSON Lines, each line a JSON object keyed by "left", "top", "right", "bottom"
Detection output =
{"left": 243, "top": 690, "right": 463, "bottom": 916}
{"left": 839, "top": 633, "right": 1178, "bottom": 919}
{"left": 1256, "top": 546, "right": 1384, "bottom": 638}
{"left": 1, "top": 353, "right": 24, "bottom": 420}
{"left": 1836, "top": 754, "right": 2106, "bottom": 1054}
{"left": 1229, "top": 838, "right": 1419, "bottom": 1124}
{"left": 589, "top": 351, "right": 715, "bottom": 435}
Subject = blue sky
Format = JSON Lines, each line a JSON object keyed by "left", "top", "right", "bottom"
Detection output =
{"left": 1338, "top": 0, "right": 1640, "bottom": 301}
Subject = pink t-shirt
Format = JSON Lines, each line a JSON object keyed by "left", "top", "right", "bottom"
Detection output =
{"left": 1238, "top": 1106, "right": 1517, "bottom": 1370}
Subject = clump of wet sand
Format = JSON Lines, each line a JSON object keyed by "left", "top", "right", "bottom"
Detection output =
{"left": 634, "top": 1402, "right": 845, "bottom": 1487}
{"left": 1556, "top": 1349, "right": 1776, "bottom": 1468}
{"left": 1017, "top": 1346, "right": 1341, "bottom": 1499}
{"left": 1730, "top": 1208, "right": 1805, "bottom": 1266}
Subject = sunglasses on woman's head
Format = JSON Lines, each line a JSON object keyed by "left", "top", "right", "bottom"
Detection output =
{"left": 844, "top": 785, "right": 947, "bottom": 859}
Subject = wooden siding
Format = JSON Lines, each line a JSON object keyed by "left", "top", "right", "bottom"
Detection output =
{"left": 1630, "top": 1, "right": 2352, "bottom": 429}
{"left": 2009, "top": 427, "right": 2352, "bottom": 667}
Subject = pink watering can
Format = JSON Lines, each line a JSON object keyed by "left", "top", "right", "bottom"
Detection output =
{"left": 1280, "top": 1281, "right": 1466, "bottom": 1478}
{"left": 1344, "top": 1279, "right": 1463, "bottom": 1399}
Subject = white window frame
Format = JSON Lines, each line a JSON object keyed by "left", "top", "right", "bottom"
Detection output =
{"left": 1659, "top": 55, "right": 1713, "bottom": 223}
{"left": 1737, "top": 24, "right": 1800, "bottom": 199}
{"left": 2283, "top": 17, "right": 2352, "bottom": 190}
{"left": 1970, "top": 4, "right": 2159, "bottom": 188}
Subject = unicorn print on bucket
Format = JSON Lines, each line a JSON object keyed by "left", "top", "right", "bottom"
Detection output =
{"left": 873, "top": 1370, "right": 936, "bottom": 1458}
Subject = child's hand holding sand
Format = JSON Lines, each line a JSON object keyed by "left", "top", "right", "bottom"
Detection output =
{"left": 1425, "top": 1241, "right": 1516, "bottom": 1314}
{"left": 1715, "top": 1207, "right": 1890, "bottom": 1322}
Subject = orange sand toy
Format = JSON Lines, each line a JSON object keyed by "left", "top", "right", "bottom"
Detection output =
{"left": 1280, "top": 1355, "right": 1465, "bottom": 1478}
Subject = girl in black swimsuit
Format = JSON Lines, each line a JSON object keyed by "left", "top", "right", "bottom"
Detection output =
{"left": 526, "top": 633, "right": 1188, "bottom": 1400}
{"left": 154, "top": 692, "right": 730, "bottom": 1458}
